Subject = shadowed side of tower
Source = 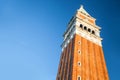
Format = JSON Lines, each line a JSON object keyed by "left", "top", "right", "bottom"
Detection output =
{"left": 56, "top": 5, "right": 109, "bottom": 80}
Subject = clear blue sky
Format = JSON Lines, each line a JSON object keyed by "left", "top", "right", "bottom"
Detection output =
{"left": 0, "top": 0, "right": 120, "bottom": 80}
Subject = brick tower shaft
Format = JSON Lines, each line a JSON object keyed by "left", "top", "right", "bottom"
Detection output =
{"left": 56, "top": 5, "right": 109, "bottom": 80}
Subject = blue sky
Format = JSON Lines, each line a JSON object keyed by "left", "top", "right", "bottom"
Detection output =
{"left": 0, "top": 0, "right": 120, "bottom": 80}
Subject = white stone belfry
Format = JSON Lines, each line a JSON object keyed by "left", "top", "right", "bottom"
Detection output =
{"left": 61, "top": 5, "right": 102, "bottom": 51}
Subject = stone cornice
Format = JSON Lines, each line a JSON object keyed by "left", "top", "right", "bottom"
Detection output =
{"left": 61, "top": 26, "right": 102, "bottom": 51}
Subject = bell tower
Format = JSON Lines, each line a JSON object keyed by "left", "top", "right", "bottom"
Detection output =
{"left": 56, "top": 5, "right": 109, "bottom": 80}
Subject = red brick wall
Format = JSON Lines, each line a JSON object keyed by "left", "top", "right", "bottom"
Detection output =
{"left": 56, "top": 34, "right": 109, "bottom": 80}
{"left": 72, "top": 34, "right": 109, "bottom": 80}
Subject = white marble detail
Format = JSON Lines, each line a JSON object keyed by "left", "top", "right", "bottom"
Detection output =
{"left": 76, "top": 28, "right": 102, "bottom": 46}
{"left": 61, "top": 5, "right": 103, "bottom": 51}
{"left": 61, "top": 25, "right": 102, "bottom": 51}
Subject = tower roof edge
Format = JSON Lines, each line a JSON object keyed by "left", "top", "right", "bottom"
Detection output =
{"left": 78, "top": 5, "right": 91, "bottom": 16}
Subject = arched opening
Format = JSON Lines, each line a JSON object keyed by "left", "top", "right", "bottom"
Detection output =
{"left": 92, "top": 30, "right": 95, "bottom": 34}
{"left": 80, "top": 24, "right": 83, "bottom": 28}
{"left": 78, "top": 50, "right": 81, "bottom": 54}
{"left": 78, "top": 76, "right": 81, "bottom": 80}
{"left": 78, "top": 62, "right": 81, "bottom": 66}
{"left": 88, "top": 28, "right": 91, "bottom": 32}
{"left": 84, "top": 26, "right": 87, "bottom": 30}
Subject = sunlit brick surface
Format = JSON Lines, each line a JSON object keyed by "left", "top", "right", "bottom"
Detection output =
{"left": 56, "top": 34, "right": 109, "bottom": 80}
